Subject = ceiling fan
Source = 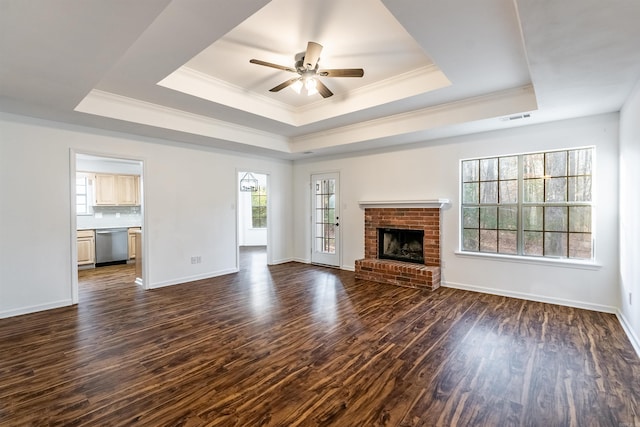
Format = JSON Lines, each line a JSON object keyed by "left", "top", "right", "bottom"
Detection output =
{"left": 249, "top": 41, "right": 364, "bottom": 98}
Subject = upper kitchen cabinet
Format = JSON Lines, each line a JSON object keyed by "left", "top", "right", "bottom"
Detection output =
{"left": 116, "top": 175, "right": 139, "bottom": 205}
{"left": 95, "top": 173, "right": 140, "bottom": 206}
{"left": 94, "top": 174, "right": 116, "bottom": 205}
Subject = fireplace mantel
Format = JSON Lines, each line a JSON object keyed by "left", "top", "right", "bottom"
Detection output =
{"left": 358, "top": 199, "right": 449, "bottom": 209}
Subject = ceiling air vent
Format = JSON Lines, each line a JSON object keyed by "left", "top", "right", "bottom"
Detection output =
{"left": 500, "top": 113, "right": 531, "bottom": 122}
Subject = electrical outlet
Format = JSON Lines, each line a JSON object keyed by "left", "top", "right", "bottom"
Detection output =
{"left": 630, "top": 292, "right": 633, "bottom": 306}
{"left": 191, "top": 256, "right": 202, "bottom": 264}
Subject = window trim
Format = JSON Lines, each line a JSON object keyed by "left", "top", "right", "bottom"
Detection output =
{"left": 459, "top": 146, "right": 596, "bottom": 262}
{"left": 454, "top": 250, "right": 601, "bottom": 270}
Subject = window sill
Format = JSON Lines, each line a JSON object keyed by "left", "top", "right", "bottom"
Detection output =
{"left": 454, "top": 250, "right": 602, "bottom": 270}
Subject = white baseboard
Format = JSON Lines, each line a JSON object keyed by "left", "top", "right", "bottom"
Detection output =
{"left": 616, "top": 310, "right": 640, "bottom": 359}
{"left": 269, "top": 257, "right": 295, "bottom": 265}
{"left": 289, "top": 258, "right": 352, "bottom": 271}
{"left": 441, "top": 280, "right": 640, "bottom": 357}
{"left": 149, "top": 268, "right": 238, "bottom": 289}
{"left": 0, "top": 299, "right": 74, "bottom": 319}
{"left": 442, "top": 280, "right": 618, "bottom": 314}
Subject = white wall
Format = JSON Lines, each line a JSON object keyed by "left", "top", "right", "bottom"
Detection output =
{"left": 293, "top": 113, "right": 620, "bottom": 312}
{"left": 619, "top": 79, "right": 640, "bottom": 353}
{"left": 76, "top": 156, "right": 142, "bottom": 175}
{"left": 0, "top": 109, "right": 627, "bottom": 332}
{"left": 0, "top": 113, "right": 293, "bottom": 318}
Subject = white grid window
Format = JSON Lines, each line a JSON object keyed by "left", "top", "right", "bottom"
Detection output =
{"left": 461, "top": 147, "right": 594, "bottom": 260}
{"left": 76, "top": 174, "right": 89, "bottom": 215}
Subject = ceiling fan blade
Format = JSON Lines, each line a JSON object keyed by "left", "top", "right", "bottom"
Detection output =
{"left": 318, "top": 68, "right": 364, "bottom": 78}
{"left": 250, "top": 59, "right": 296, "bottom": 73}
{"left": 269, "top": 77, "right": 301, "bottom": 92}
{"left": 304, "top": 41, "right": 323, "bottom": 69}
{"left": 315, "top": 80, "right": 333, "bottom": 98}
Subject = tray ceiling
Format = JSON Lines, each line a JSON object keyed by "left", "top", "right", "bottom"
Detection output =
{"left": 1, "top": 0, "right": 639, "bottom": 159}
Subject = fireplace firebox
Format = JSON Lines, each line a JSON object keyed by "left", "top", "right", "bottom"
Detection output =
{"left": 378, "top": 228, "right": 424, "bottom": 264}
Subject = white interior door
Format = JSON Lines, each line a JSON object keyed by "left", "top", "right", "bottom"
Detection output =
{"left": 311, "top": 172, "right": 340, "bottom": 267}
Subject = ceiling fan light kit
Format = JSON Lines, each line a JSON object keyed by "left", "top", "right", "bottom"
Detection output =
{"left": 250, "top": 41, "right": 364, "bottom": 99}
{"left": 291, "top": 79, "right": 303, "bottom": 94}
{"left": 290, "top": 76, "right": 318, "bottom": 96}
{"left": 239, "top": 172, "right": 259, "bottom": 192}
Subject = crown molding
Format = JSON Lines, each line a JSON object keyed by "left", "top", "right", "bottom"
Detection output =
{"left": 74, "top": 90, "right": 291, "bottom": 152}
{"left": 73, "top": 84, "right": 537, "bottom": 157}
{"left": 158, "top": 64, "right": 451, "bottom": 127}
{"left": 158, "top": 66, "right": 299, "bottom": 125}
{"left": 290, "top": 85, "right": 538, "bottom": 152}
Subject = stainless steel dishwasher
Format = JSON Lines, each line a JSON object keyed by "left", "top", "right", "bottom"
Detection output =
{"left": 95, "top": 228, "right": 129, "bottom": 264}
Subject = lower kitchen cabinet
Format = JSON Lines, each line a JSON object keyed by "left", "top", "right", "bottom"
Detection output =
{"left": 128, "top": 227, "right": 141, "bottom": 259}
{"left": 77, "top": 229, "right": 95, "bottom": 265}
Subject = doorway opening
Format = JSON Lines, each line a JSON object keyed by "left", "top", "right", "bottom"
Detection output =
{"left": 237, "top": 171, "right": 269, "bottom": 271}
{"left": 71, "top": 152, "right": 145, "bottom": 304}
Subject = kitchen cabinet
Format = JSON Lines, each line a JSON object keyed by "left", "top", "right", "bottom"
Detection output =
{"left": 94, "top": 174, "right": 117, "bottom": 205}
{"left": 134, "top": 229, "right": 143, "bottom": 283}
{"left": 77, "top": 229, "right": 95, "bottom": 265}
{"left": 128, "top": 227, "right": 141, "bottom": 259}
{"left": 95, "top": 173, "right": 139, "bottom": 206}
{"left": 117, "top": 175, "right": 139, "bottom": 205}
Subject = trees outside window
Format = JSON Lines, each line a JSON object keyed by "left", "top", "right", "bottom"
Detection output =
{"left": 461, "top": 147, "right": 593, "bottom": 260}
{"left": 251, "top": 185, "right": 267, "bottom": 228}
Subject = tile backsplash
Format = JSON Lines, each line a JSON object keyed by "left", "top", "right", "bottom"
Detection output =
{"left": 77, "top": 205, "right": 142, "bottom": 230}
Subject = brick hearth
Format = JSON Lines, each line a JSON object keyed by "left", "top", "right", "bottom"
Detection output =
{"left": 355, "top": 206, "right": 442, "bottom": 290}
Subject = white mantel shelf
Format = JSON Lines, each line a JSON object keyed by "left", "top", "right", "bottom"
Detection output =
{"left": 358, "top": 199, "right": 450, "bottom": 209}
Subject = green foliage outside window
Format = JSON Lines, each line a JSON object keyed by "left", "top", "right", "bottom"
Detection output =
{"left": 252, "top": 186, "right": 267, "bottom": 228}
{"left": 461, "top": 147, "right": 593, "bottom": 259}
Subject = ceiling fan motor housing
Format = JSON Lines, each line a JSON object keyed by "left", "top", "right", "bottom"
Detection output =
{"left": 296, "top": 58, "right": 319, "bottom": 73}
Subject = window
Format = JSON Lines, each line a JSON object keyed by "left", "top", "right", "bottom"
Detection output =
{"left": 251, "top": 185, "right": 267, "bottom": 228}
{"left": 461, "top": 147, "right": 593, "bottom": 260}
{"left": 314, "top": 177, "right": 337, "bottom": 254}
{"left": 76, "top": 174, "right": 90, "bottom": 215}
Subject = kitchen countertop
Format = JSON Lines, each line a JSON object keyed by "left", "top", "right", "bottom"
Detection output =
{"left": 78, "top": 225, "right": 142, "bottom": 231}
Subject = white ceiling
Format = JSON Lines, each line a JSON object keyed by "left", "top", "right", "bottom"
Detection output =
{"left": 182, "top": 0, "right": 439, "bottom": 108}
{"left": 1, "top": 0, "right": 639, "bottom": 160}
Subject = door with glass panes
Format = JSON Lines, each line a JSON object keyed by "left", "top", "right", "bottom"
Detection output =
{"left": 311, "top": 173, "right": 340, "bottom": 267}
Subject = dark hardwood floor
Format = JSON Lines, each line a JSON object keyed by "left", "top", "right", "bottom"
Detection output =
{"left": 1, "top": 247, "right": 639, "bottom": 426}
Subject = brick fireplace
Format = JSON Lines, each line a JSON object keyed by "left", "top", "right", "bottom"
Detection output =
{"left": 354, "top": 200, "right": 447, "bottom": 291}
